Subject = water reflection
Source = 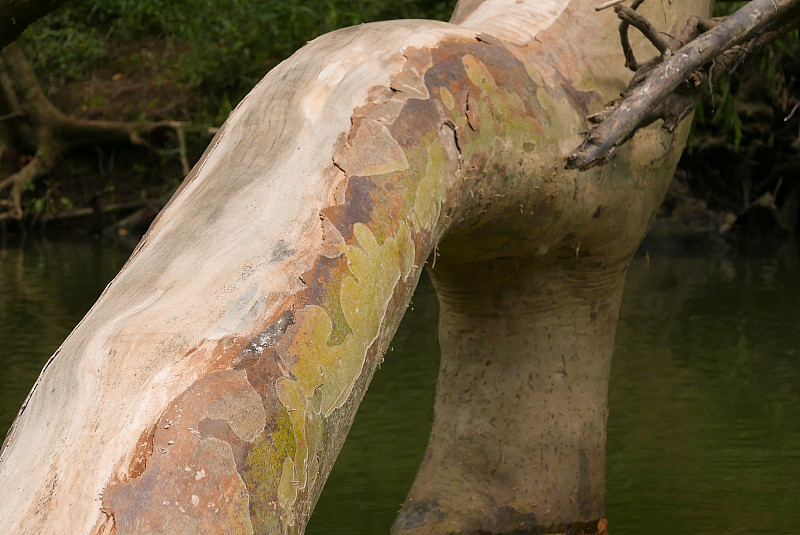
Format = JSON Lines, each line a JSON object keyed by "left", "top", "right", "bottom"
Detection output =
{"left": 607, "top": 242, "right": 800, "bottom": 534}
{"left": 0, "top": 237, "right": 797, "bottom": 534}
{"left": 0, "top": 237, "right": 133, "bottom": 438}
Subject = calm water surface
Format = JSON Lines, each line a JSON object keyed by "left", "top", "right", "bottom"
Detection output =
{"left": 0, "top": 236, "right": 798, "bottom": 534}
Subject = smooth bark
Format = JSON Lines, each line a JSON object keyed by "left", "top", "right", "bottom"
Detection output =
{"left": 0, "top": 0, "right": 711, "bottom": 534}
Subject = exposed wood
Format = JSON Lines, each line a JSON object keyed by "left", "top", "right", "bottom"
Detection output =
{"left": 0, "top": 1, "right": 711, "bottom": 534}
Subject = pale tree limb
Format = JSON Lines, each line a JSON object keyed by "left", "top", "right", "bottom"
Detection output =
{"left": 0, "top": 1, "right": 713, "bottom": 533}
{"left": 567, "top": 0, "right": 800, "bottom": 170}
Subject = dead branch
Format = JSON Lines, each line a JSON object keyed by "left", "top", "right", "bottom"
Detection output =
{"left": 0, "top": 149, "right": 58, "bottom": 221}
{"left": 567, "top": 0, "right": 800, "bottom": 170}
{"left": 0, "top": 43, "right": 213, "bottom": 221}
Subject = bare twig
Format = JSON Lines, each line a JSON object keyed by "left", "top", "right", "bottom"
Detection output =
{"left": 618, "top": 0, "right": 646, "bottom": 70}
{"left": 784, "top": 101, "right": 800, "bottom": 121}
{"left": 0, "top": 150, "right": 58, "bottom": 221}
{"left": 0, "top": 111, "right": 23, "bottom": 122}
{"left": 567, "top": 0, "right": 800, "bottom": 170}
{"left": 595, "top": 0, "right": 627, "bottom": 11}
{"left": 616, "top": 4, "right": 673, "bottom": 56}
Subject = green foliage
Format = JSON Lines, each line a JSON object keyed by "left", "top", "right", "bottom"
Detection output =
{"left": 21, "top": 22, "right": 106, "bottom": 86}
{"left": 712, "top": 1, "right": 748, "bottom": 17}
{"left": 21, "top": 0, "right": 455, "bottom": 118}
{"left": 695, "top": 77, "right": 743, "bottom": 150}
{"left": 689, "top": 3, "right": 800, "bottom": 151}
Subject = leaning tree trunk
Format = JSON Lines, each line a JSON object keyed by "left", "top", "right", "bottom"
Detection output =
{"left": 0, "top": 0, "right": 712, "bottom": 534}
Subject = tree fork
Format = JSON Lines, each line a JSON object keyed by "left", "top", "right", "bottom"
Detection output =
{"left": 0, "top": 1, "right": 711, "bottom": 533}
{"left": 567, "top": 0, "right": 800, "bottom": 170}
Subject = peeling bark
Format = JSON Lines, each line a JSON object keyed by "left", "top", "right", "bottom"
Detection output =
{"left": 0, "top": 1, "right": 711, "bottom": 534}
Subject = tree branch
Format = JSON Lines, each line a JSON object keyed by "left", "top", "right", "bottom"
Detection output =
{"left": 566, "top": 0, "right": 800, "bottom": 170}
{"left": 0, "top": 43, "right": 211, "bottom": 220}
{"left": 0, "top": 147, "right": 58, "bottom": 221}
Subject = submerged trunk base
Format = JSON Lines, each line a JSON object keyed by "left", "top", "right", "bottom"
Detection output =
{"left": 392, "top": 254, "right": 626, "bottom": 535}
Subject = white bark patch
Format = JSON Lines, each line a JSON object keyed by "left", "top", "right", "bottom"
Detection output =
{"left": 454, "top": 0, "right": 568, "bottom": 46}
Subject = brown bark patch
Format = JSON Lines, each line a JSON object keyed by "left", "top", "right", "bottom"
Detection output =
{"left": 123, "top": 422, "right": 157, "bottom": 482}
{"left": 320, "top": 175, "right": 377, "bottom": 243}
{"left": 103, "top": 370, "right": 265, "bottom": 533}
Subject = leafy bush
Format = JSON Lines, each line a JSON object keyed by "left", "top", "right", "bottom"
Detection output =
{"left": 21, "top": 0, "right": 455, "bottom": 117}
{"left": 689, "top": 1, "right": 800, "bottom": 150}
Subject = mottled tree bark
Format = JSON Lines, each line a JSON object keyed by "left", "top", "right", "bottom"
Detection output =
{"left": 0, "top": 1, "right": 711, "bottom": 534}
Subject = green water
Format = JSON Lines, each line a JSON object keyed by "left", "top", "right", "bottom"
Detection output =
{"left": 0, "top": 237, "right": 798, "bottom": 534}
{"left": 606, "top": 243, "right": 800, "bottom": 534}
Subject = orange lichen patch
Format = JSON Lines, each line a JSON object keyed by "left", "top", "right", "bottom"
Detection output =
{"left": 123, "top": 422, "right": 157, "bottom": 482}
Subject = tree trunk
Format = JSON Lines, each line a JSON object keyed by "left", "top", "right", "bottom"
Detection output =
{"left": 0, "top": 0, "right": 711, "bottom": 534}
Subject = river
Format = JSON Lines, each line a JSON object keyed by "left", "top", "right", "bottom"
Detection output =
{"left": 1, "top": 235, "right": 798, "bottom": 534}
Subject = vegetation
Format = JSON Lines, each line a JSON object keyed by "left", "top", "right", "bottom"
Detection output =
{"left": 2, "top": 0, "right": 799, "bottom": 241}
{"left": 1, "top": 0, "right": 454, "bottom": 230}
{"left": 673, "top": 2, "right": 800, "bottom": 241}
{"left": 20, "top": 0, "right": 455, "bottom": 122}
